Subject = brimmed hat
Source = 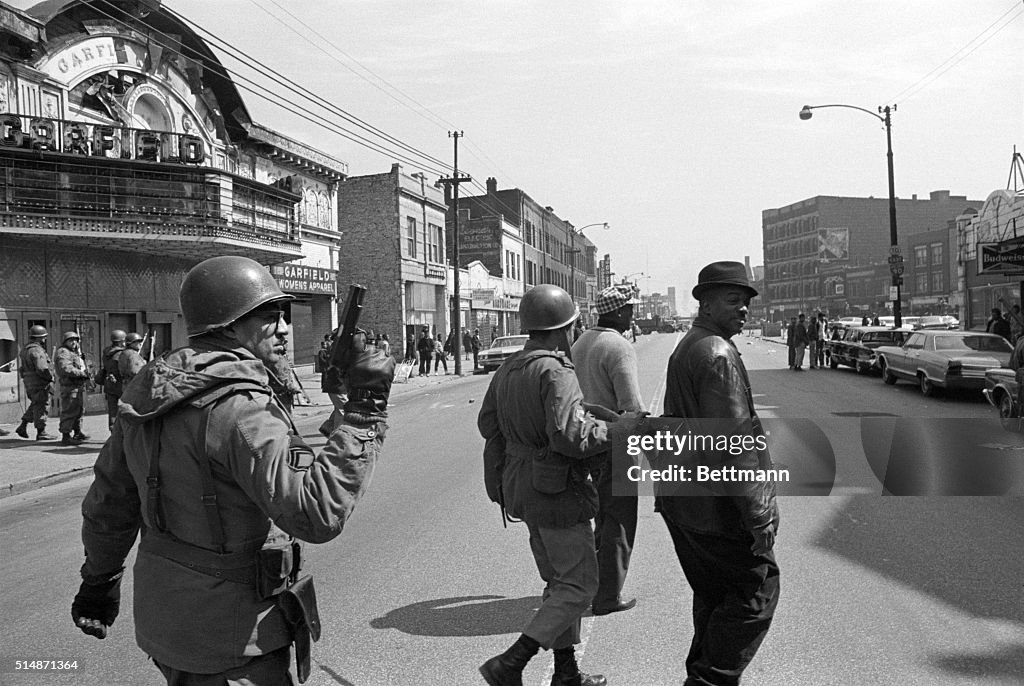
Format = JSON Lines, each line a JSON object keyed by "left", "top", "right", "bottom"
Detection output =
{"left": 595, "top": 284, "right": 639, "bottom": 315}
{"left": 691, "top": 261, "right": 758, "bottom": 300}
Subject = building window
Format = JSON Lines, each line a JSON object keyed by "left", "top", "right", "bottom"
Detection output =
{"left": 916, "top": 273, "right": 928, "bottom": 293}
{"left": 427, "top": 223, "right": 442, "bottom": 263}
{"left": 406, "top": 216, "right": 417, "bottom": 258}
{"left": 914, "top": 245, "right": 928, "bottom": 267}
{"left": 932, "top": 270, "right": 944, "bottom": 291}
{"left": 930, "top": 242, "right": 943, "bottom": 266}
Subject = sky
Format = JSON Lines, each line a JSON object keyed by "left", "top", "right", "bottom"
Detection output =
{"left": 12, "top": 0, "right": 1024, "bottom": 312}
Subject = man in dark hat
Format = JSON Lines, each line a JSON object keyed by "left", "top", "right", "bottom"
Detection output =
{"left": 661, "top": 260, "right": 780, "bottom": 685}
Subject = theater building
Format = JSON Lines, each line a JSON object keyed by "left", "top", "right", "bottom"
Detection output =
{"left": 0, "top": 0, "right": 345, "bottom": 422}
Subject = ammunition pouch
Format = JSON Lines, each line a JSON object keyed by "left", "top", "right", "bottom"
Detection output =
{"left": 279, "top": 575, "right": 321, "bottom": 683}
{"left": 256, "top": 541, "right": 302, "bottom": 601}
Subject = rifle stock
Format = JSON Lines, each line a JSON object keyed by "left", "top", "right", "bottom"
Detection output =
{"left": 328, "top": 285, "right": 367, "bottom": 375}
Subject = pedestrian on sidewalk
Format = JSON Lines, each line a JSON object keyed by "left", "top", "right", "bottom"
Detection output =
{"left": 99, "top": 330, "right": 127, "bottom": 429}
{"left": 477, "top": 284, "right": 642, "bottom": 686}
{"left": 471, "top": 328, "right": 482, "bottom": 370}
{"left": 417, "top": 325, "right": 434, "bottom": 377}
{"left": 54, "top": 331, "right": 91, "bottom": 445}
{"left": 71, "top": 255, "right": 395, "bottom": 686}
{"left": 572, "top": 283, "right": 643, "bottom": 618}
{"left": 662, "top": 261, "right": 780, "bottom": 686}
{"left": 433, "top": 332, "right": 448, "bottom": 375}
{"left": 377, "top": 332, "right": 391, "bottom": 357}
{"left": 15, "top": 325, "right": 56, "bottom": 440}
{"left": 785, "top": 317, "right": 797, "bottom": 369}
{"left": 792, "top": 313, "right": 809, "bottom": 370}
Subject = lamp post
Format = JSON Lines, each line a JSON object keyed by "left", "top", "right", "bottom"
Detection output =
{"left": 567, "top": 222, "right": 609, "bottom": 316}
{"left": 799, "top": 103, "right": 901, "bottom": 328}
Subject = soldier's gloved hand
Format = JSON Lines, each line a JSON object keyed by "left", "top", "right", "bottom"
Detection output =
{"left": 343, "top": 348, "right": 396, "bottom": 419}
{"left": 750, "top": 522, "right": 776, "bottom": 556}
{"left": 71, "top": 568, "right": 123, "bottom": 640}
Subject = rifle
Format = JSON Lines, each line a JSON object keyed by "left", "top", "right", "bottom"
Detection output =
{"left": 327, "top": 284, "right": 367, "bottom": 377}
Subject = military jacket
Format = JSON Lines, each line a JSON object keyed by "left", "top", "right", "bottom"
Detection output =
{"left": 54, "top": 346, "right": 89, "bottom": 387}
{"left": 478, "top": 342, "right": 610, "bottom": 528}
{"left": 101, "top": 344, "right": 125, "bottom": 396}
{"left": 80, "top": 338, "right": 385, "bottom": 673}
{"left": 18, "top": 342, "right": 52, "bottom": 391}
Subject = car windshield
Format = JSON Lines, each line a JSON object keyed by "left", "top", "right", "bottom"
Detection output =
{"left": 491, "top": 336, "right": 528, "bottom": 348}
{"left": 933, "top": 335, "right": 1012, "bottom": 353}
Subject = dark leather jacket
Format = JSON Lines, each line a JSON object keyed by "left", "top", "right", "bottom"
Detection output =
{"left": 660, "top": 315, "right": 779, "bottom": 539}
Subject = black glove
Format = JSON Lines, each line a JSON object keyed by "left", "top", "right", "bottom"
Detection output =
{"left": 343, "top": 348, "right": 395, "bottom": 419}
{"left": 71, "top": 568, "right": 123, "bottom": 640}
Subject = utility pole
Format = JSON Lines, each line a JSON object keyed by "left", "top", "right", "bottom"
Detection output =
{"left": 440, "top": 131, "right": 471, "bottom": 376}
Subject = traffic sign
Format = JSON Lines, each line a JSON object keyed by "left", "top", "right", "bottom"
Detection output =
{"left": 890, "top": 246, "right": 902, "bottom": 255}
{"left": 890, "top": 263, "right": 905, "bottom": 276}
{"left": 887, "top": 254, "right": 904, "bottom": 264}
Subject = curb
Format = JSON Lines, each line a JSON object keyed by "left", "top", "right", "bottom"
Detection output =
{"left": 2, "top": 465, "right": 95, "bottom": 500}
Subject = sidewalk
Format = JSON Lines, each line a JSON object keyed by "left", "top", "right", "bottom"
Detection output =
{"left": 0, "top": 362, "right": 477, "bottom": 500}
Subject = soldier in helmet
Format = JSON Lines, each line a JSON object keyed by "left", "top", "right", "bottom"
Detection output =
{"left": 54, "top": 331, "right": 91, "bottom": 445}
{"left": 15, "top": 325, "right": 56, "bottom": 440}
{"left": 100, "top": 329, "right": 127, "bottom": 429}
{"left": 72, "top": 255, "right": 395, "bottom": 685}
{"left": 117, "top": 333, "right": 146, "bottom": 387}
{"left": 477, "top": 284, "right": 644, "bottom": 686}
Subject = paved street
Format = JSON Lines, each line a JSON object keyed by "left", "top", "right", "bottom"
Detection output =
{"left": 1, "top": 333, "right": 1023, "bottom": 685}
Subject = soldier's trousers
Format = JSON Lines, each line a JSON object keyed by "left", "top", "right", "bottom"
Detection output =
{"left": 105, "top": 393, "right": 120, "bottom": 428}
{"left": 662, "top": 515, "right": 780, "bottom": 686}
{"left": 58, "top": 386, "right": 85, "bottom": 434}
{"left": 20, "top": 387, "right": 51, "bottom": 430}
{"left": 524, "top": 520, "right": 598, "bottom": 650}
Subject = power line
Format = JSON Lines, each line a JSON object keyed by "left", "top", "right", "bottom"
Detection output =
{"left": 890, "top": 2, "right": 1024, "bottom": 104}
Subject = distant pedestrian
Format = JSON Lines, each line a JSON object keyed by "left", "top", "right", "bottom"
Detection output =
{"left": 811, "top": 312, "right": 827, "bottom": 368}
{"left": 377, "top": 332, "right": 391, "bottom": 357}
{"left": 417, "top": 325, "right": 434, "bottom": 376}
{"left": 463, "top": 330, "right": 472, "bottom": 361}
{"left": 871, "top": 314, "right": 881, "bottom": 326}
{"left": 15, "top": 325, "right": 56, "bottom": 440}
{"left": 786, "top": 316, "right": 797, "bottom": 369}
{"left": 861, "top": 315, "right": 870, "bottom": 326}
{"left": 433, "top": 333, "right": 448, "bottom": 374}
{"left": 471, "top": 328, "right": 482, "bottom": 370}
{"left": 987, "top": 308, "right": 1012, "bottom": 342}
{"left": 54, "top": 330, "right": 90, "bottom": 445}
{"left": 792, "top": 313, "right": 809, "bottom": 370}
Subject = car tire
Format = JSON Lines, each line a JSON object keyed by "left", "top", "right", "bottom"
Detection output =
{"left": 919, "top": 373, "right": 936, "bottom": 397}
{"left": 997, "top": 391, "right": 1019, "bottom": 432}
{"left": 881, "top": 359, "right": 897, "bottom": 385}
{"left": 856, "top": 360, "right": 870, "bottom": 374}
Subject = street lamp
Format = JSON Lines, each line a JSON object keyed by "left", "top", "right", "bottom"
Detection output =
{"left": 799, "top": 103, "right": 902, "bottom": 328}
{"left": 567, "top": 222, "right": 609, "bottom": 316}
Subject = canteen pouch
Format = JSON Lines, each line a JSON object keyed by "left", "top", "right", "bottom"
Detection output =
{"left": 532, "top": 456, "right": 569, "bottom": 495}
{"left": 279, "top": 575, "right": 321, "bottom": 684}
{"left": 255, "top": 541, "right": 301, "bottom": 601}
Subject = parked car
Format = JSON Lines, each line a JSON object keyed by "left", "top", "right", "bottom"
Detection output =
{"left": 875, "top": 330, "right": 1013, "bottom": 396}
{"left": 826, "top": 326, "right": 914, "bottom": 374}
{"left": 877, "top": 315, "right": 921, "bottom": 329}
{"left": 477, "top": 335, "right": 529, "bottom": 373}
{"left": 983, "top": 367, "right": 1020, "bottom": 431}
{"left": 831, "top": 316, "right": 865, "bottom": 332}
{"left": 916, "top": 315, "right": 959, "bottom": 330}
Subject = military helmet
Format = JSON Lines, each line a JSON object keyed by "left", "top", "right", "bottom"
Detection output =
{"left": 110, "top": 329, "right": 126, "bottom": 343}
{"left": 125, "top": 332, "right": 144, "bottom": 344}
{"left": 29, "top": 325, "right": 48, "bottom": 338}
{"left": 519, "top": 284, "right": 579, "bottom": 331}
{"left": 63, "top": 331, "right": 80, "bottom": 343}
{"left": 179, "top": 256, "right": 293, "bottom": 337}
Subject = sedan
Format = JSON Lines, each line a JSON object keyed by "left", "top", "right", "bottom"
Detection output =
{"left": 827, "top": 326, "right": 914, "bottom": 374}
{"left": 477, "top": 335, "right": 529, "bottom": 373}
{"left": 916, "top": 315, "right": 959, "bottom": 330}
{"left": 983, "top": 367, "right": 1020, "bottom": 430}
{"left": 875, "top": 330, "right": 1013, "bottom": 396}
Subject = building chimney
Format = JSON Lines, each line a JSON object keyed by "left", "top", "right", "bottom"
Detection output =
{"left": 486, "top": 177, "right": 497, "bottom": 194}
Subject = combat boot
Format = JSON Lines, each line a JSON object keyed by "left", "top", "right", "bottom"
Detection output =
{"left": 36, "top": 430, "right": 57, "bottom": 440}
{"left": 551, "top": 647, "right": 607, "bottom": 686}
{"left": 480, "top": 635, "right": 540, "bottom": 686}
{"left": 61, "top": 433, "right": 84, "bottom": 446}
{"left": 15, "top": 421, "right": 29, "bottom": 438}
{"left": 73, "top": 430, "right": 90, "bottom": 441}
